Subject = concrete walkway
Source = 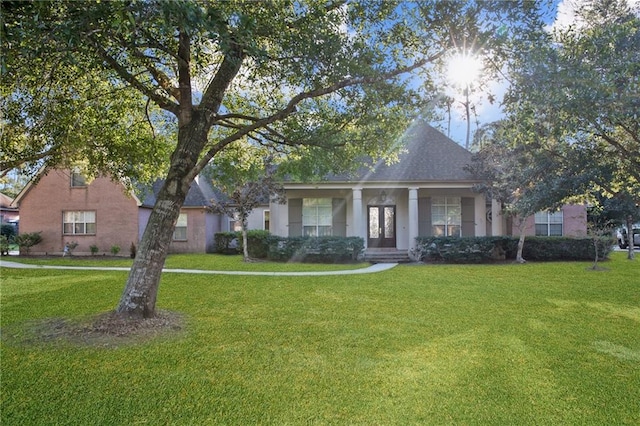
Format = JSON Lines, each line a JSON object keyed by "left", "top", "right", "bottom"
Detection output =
{"left": 0, "top": 260, "right": 398, "bottom": 276}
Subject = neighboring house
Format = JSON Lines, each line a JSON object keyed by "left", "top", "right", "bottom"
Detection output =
{"left": 269, "top": 122, "right": 587, "bottom": 258}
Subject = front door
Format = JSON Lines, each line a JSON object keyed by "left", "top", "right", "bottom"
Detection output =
{"left": 367, "top": 205, "right": 396, "bottom": 248}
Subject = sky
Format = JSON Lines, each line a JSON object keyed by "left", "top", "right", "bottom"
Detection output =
{"left": 441, "top": 0, "right": 640, "bottom": 148}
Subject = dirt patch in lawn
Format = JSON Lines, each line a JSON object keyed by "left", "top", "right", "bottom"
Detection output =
{"left": 2, "top": 310, "right": 186, "bottom": 348}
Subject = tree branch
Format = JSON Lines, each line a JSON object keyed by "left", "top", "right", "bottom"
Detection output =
{"left": 192, "top": 51, "right": 445, "bottom": 177}
{"left": 85, "top": 35, "right": 179, "bottom": 114}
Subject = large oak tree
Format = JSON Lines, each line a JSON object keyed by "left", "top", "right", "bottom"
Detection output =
{"left": 2, "top": 0, "right": 546, "bottom": 318}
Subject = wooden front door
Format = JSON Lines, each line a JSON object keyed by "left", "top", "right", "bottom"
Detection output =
{"left": 367, "top": 205, "right": 396, "bottom": 248}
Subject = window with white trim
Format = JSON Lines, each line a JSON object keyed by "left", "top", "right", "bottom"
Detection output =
{"left": 535, "top": 211, "right": 563, "bottom": 236}
{"left": 229, "top": 212, "right": 242, "bottom": 232}
{"left": 173, "top": 213, "right": 188, "bottom": 240}
{"left": 263, "top": 210, "right": 270, "bottom": 231}
{"left": 70, "top": 171, "right": 86, "bottom": 187}
{"left": 431, "top": 196, "right": 461, "bottom": 237}
{"left": 63, "top": 211, "right": 96, "bottom": 235}
{"left": 303, "top": 198, "right": 332, "bottom": 236}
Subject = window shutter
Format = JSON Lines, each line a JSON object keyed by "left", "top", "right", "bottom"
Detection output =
{"left": 332, "top": 198, "right": 347, "bottom": 237}
{"left": 418, "top": 197, "right": 432, "bottom": 236}
{"left": 461, "top": 197, "right": 475, "bottom": 237}
{"left": 288, "top": 198, "right": 302, "bottom": 237}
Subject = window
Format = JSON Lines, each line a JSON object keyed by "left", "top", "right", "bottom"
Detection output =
{"left": 70, "top": 171, "right": 86, "bottom": 187}
{"left": 173, "top": 213, "right": 187, "bottom": 240}
{"left": 229, "top": 212, "right": 242, "bottom": 232}
{"left": 535, "top": 211, "right": 563, "bottom": 236}
{"left": 303, "top": 198, "right": 332, "bottom": 236}
{"left": 63, "top": 211, "right": 96, "bottom": 235}
{"left": 263, "top": 210, "right": 270, "bottom": 231}
{"left": 431, "top": 196, "right": 461, "bottom": 237}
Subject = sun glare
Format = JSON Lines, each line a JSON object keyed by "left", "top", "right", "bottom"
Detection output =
{"left": 447, "top": 53, "right": 482, "bottom": 88}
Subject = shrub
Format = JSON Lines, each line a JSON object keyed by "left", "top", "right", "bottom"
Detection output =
{"left": 0, "top": 235, "right": 9, "bottom": 256}
{"left": 518, "top": 236, "right": 614, "bottom": 261}
{"left": 414, "top": 236, "right": 513, "bottom": 264}
{"left": 1, "top": 224, "right": 17, "bottom": 242}
{"left": 267, "top": 236, "right": 364, "bottom": 263}
{"left": 214, "top": 232, "right": 241, "bottom": 254}
{"left": 64, "top": 241, "right": 79, "bottom": 256}
{"left": 244, "top": 230, "right": 271, "bottom": 259}
{"left": 414, "top": 236, "right": 614, "bottom": 263}
{"left": 15, "top": 231, "right": 43, "bottom": 255}
{"left": 90, "top": 245, "right": 99, "bottom": 255}
{"left": 110, "top": 245, "right": 121, "bottom": 256}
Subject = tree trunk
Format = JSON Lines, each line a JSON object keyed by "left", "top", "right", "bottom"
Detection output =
{"left": 626, "top": 215, "right": 635, "bottom": 260}
{"left": 242, "top": 228, "right": 249, "bottom": 261}
{"left": 116, "top": 120, "right": 209, "bottom": 318}
{"left": 242, "top": 217, "right": 249, "bottom": 261}
{"left": 591, "top": 237, "right": 599, "bottom": 269}
{"left": 115, "top": 174, "right": 190, "bottom": 318}
{"left": 515, "top": 218, "right": 527, "bottom": 263}
{"left": 516, "top": 231, "right": 526, "bottom": 263}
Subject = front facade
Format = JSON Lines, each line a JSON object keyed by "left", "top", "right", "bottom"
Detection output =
{"left": 271, "top": 123, "right": 491, "bottom": 253}
{"left": 270, "top": 123, "right": 587, "bottom": 254}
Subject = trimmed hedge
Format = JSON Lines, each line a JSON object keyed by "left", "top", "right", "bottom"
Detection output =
{"left": 214, "top": 232, "right": 240, "bottom": 254}
{"left": 215, "top": 232, "right": 364, "bottom": 262}
{"left": 267, "top": 236, "right": 364, "bottom": 263}
{"left": 414, "top": 236, "right": 615, "bottom": 264}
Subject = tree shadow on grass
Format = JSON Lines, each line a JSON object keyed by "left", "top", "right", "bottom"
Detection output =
{"left": 2, "top": 310, "right": 186, "bottom": 349}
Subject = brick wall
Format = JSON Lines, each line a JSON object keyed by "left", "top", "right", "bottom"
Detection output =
{"left": 18, "top": 169, "right": 140, "bottom": 256}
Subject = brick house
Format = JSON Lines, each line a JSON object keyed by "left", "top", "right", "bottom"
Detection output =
{"left": 11, "top": 169, "right": 226, "bottom": 256}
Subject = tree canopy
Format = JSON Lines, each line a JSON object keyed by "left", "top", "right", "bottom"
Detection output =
{"left": 1, "top": 0, "right": 549, "bottom": 317}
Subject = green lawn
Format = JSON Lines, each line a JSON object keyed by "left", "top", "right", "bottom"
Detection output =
{"left": 1, "top": 253, "right": 638, "bottom": 425}
{"left": 5, "top": 253, "right": 370, "bottom": 271}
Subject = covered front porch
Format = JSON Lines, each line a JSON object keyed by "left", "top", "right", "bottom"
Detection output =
{"left": 270, "top": 184, "right": 506, "bottom": 254}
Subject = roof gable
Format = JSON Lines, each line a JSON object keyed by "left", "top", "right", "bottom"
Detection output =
{"left": 321, "top": 122, "right": 474, "bottom": 183}
{"left": 141, "top": 177, "right": 216, "bottom": 208}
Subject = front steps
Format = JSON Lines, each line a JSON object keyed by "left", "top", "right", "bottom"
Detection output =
{"left": 364, "top": 249, "right": 411, "bottom": 263}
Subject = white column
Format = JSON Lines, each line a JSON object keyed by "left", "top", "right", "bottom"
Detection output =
{"left": 408, "top": 187, "right": 419, "bottom": 250}
{"left": 474, "top": 195, "right": 487, "bottom": 237}
{"left": 352, "top": 188, "right": 363, "bottom": 240}
{"left": 491, "top": 198, "right": 503, "bottom": 236}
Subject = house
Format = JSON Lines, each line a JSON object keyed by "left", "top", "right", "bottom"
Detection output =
{"left": 10, "top": 169, "right": 228, "bottom": 256}
{"left": 269, "top": 122, "right": 587, "bottom": 260}
{"left": 11, "top": 124, "right": 586, "bottom": 257}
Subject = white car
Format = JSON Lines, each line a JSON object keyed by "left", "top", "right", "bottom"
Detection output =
{"left": 617, "top": 224, "right": 640, "bottom": 249}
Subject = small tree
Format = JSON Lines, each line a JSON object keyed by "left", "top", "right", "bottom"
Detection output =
{"left": 205, "top": 144, "right": 286, "bottom": 261}
{"left": 15, "top": 231, "right": 42, "bottom": 255}
{"left": 467, "top": 120, "right": 583, "bottom": 262}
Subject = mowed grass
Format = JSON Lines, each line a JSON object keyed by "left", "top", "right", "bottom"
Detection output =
{"left": 1, "top": 253, "right": 638, "bottom": 425}
{"left": 7, "top": 253, "right": 370, "bottom": 272}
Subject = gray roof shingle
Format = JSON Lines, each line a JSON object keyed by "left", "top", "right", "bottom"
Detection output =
{"left": 324, "top": 122, "right": 474, "bottom": 183}
{"left": 141, "top": 178, "right": 217, "bottom": 208}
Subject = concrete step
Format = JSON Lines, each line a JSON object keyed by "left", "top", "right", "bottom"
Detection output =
{"left": 364, "top": 250, "right": 411, "bottom": 263}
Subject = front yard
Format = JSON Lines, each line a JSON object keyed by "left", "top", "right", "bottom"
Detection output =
{"left": 1, "top": 253, "right": 638, "bottom": 424}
